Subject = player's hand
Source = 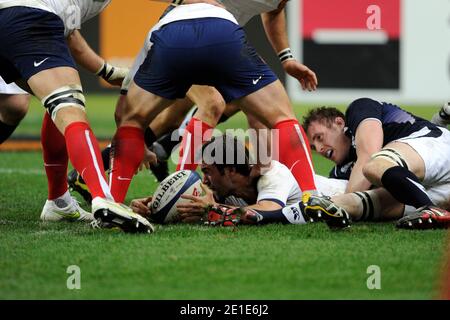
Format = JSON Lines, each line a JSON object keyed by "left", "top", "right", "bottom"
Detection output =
{"left": 138, "top": 147, "right": 158, "bottom": 172}
{"left": 283, "top": 60, "right": 318, "bottom": 91}
{"left": 181, "top": 0, "right": 225, "bottom": 8}
{"left": 96, "top": 62, "right": 130, "bottom": 86}
{"left": 177, "top": 183, "right": 215, "bottom": 214}
{"left": 130, "top": 196, "right": 153, "bottom": 217}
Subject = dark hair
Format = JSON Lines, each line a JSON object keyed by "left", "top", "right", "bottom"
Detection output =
{"left": 201, "top": 134, "right": 252, "bottom": 176}
{"left": 302, "top": 107, "right": 345, "bottom": 132}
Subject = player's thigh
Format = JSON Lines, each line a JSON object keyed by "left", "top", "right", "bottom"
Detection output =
{"left": 122, "top": 81, "right": 174, "bottom": 129}
{"left": 364, "top": 141, "right": 425, "bottom": 184}
{"left": 0, "top": 93, "right": 31, "bottom": 124}
{"left": 383, "top": 141, "right": 426, "bottom": 179}
{"left": 235, "top": 80, "right": 295, "bottom": 128}
{"left": 27, "top": 67, "right": 81, "bottom": 101}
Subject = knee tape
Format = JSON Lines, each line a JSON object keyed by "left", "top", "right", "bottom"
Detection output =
{"left": 41, "top": 85, "right": 85, "bottom": 120}
{"left": 371, "top": 148, "right": 408, "bottom": 169}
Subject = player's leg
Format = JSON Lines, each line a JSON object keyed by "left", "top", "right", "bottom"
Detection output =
{"left": 362, "top": 142, "right": 432, "bottom": 209}
{"left": 0, "top": 93, "right": 30, "bottom": 143}
{"left": 27, "top": 67, "right": 115, "bottom": 201}
{"left": 109, "top": 80, "right": 173, "bottom": 203}
{"left": 177, "top": 85, "right": 225, "bottom": 171}
{"left": 363, "top": 130, "right": 450, "bottom": 228}
{"left": 40, "top": 112, "right": 92, "bottom": 222}
{"left": 147, "top": 98, "right": 194, "bottom": 181}
{"left": 233, "top": 80, "right": 317, "bottom": 193}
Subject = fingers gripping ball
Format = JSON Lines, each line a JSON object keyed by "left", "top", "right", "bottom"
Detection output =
{"left": 149, "top": 170, "right": 203, "bottom": 224}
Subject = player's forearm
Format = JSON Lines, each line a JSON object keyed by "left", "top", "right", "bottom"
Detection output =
{"left": 261, "top": 9, "right": 290, "bottom": 58}
{"left": 67, "top": 30, "right": 104, "bottom": 74}
{"left": 345, "top": 159, "right": 372, "bottom": 192}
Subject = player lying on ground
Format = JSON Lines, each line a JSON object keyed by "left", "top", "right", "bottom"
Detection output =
{"left": 0, "top": 0, "right": 160, "bottom": 233}
{"left": 301, "top": 98, "right": 450, "bottom": 229}
{"left": 129, "top": 134, "right": 405, "bottom": 229}
{"left": 131, "top": 135, "right": 345, "bottom": 225}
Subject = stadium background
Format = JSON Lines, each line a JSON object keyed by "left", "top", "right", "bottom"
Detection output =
{"left": 0, "top": 0, "right": 449, "bottom": 300}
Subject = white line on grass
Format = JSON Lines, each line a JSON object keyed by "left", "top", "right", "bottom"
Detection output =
{"left": 0, "top": 168, "right": 45, "bottom": 175}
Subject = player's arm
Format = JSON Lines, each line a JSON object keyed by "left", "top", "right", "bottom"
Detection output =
{"left": 150, "top": 0, "right": 224, "bottom": 7}
{"left": 261, "top": 1, "right": 317, "bottom": 91}
{"left": 345, "top": 120, "right": 384, "bottom": 192}
{"left": 66, "top": 30, "right": 128, "bottom": 86}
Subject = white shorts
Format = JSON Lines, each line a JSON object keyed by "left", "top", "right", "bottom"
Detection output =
{"left": 0, "top": 75, "right": 28, "bottom": 95}
{"left": 395, "top": 127, "right": 450, "bottom": 187}
{"left": 315, "top": 173, "right": 450, "bottom": 213}
{"left": 314, "top": 174, "right": 348, "bottom": 197}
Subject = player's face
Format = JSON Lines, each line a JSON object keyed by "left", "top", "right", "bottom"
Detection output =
{"left": 306, "top": 118, "right": 351, "bottom": 165}
{"left": 200, "top": 164, "right": 233, "bottom": 198}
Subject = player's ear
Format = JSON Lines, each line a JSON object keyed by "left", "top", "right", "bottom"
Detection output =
{"left": 335, "top": 116, "right": 346, "bottom": 128}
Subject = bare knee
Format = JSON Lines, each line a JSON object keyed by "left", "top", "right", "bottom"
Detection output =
{"left": 0, "top": 94, "right": 31, "bottom": 125}
{"left": 362, "top": 160, "right": 387, "bottom": 187}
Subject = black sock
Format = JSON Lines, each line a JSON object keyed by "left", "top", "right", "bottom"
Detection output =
{"left": 249, "top": 209, "right": 290, "bottom": 225}
{"left": 101, "top": 146, "right": 111, "bottom": 171}
{"left": 144, "top": 127, "right": 157, "bottom": 149}
{"left": 156, "top": 131, "right": 182, "bottom": 157}
{"left": 0, "top": 121, "right": 18, "bottom": 144}
{"left": 381, "top": 166, "right": 433, "bottom": 208}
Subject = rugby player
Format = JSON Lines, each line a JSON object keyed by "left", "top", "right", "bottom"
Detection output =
{"left": 130, "top": 134, "right": 347, "bottom": 226}
{"left": 108, "top": 1, "right": 318, "bottom": 207}
{"left": 0, "top": 76, "right": 30, "bottom": 144}
{"left": 0, "top": 0, "right": 161, "bottom": 233}
{"left": 71, "top": 0, "right": 317, "bottom": 192}
{"left": 301, "top": 98, "right": 450, "bottom": 229}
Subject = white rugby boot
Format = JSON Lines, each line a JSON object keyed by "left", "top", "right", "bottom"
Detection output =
{"left": 91, "top": 197, "right": 155, "bottom": 234}
{"left": 40, "top": 191, "right": 93, "bottom": 222}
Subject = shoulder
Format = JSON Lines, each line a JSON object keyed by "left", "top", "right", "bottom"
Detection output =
{"left": 345, "top": 98, "right": 383, "bottom": 134}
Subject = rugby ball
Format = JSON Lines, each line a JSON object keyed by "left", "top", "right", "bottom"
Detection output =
{"left": 149, "top": 170, "right": 203, "bottom": 224}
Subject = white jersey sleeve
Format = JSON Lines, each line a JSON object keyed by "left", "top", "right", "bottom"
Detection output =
{"left": 0, "top": 0, "right": 111, "bottom": 36}
{"left": 218, "top": 0, "right": 282, "bottom": 26}
{"left": 256, "top": 160, "right": 301, "bottom": 206}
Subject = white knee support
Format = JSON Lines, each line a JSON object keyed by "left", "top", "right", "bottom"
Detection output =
{"left": 41, "top": 85, "right": 86, "bottom": 120}
{"left": 371, "top": 148, "right": 408, "bottom": 169}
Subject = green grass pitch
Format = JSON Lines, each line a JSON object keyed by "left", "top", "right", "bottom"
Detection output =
{"left": 0, "top": 95, "right": 448, "bottom": 299}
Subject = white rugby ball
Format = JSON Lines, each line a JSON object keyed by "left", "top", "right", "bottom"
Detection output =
{"left": 149, "top": 170, "right": 203, "bottom": 224}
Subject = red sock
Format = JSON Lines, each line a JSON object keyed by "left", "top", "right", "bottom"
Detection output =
{"left": 176, "top": 117, "right": 213, "bottom": 171}
{"left": 41, "top": 113, "right": 68, "bottom": 200}
{"left": 273, "top": 119, "right": 316, "bottom": 192}
{"left": 64, "top": 122, "right": 112, "bottom": 200}
{"left": 109, "top": 126, "right": 144, "bottom": 203}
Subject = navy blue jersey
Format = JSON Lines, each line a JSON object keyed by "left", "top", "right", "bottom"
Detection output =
{"left": 328, "top": 98, "right": 442, "bottom": 180}
{"left": 345, "top": 98, "right": 442, "bottom": 146}
{"left": 329, "top": 146, "right": 356, "bottom": 180}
